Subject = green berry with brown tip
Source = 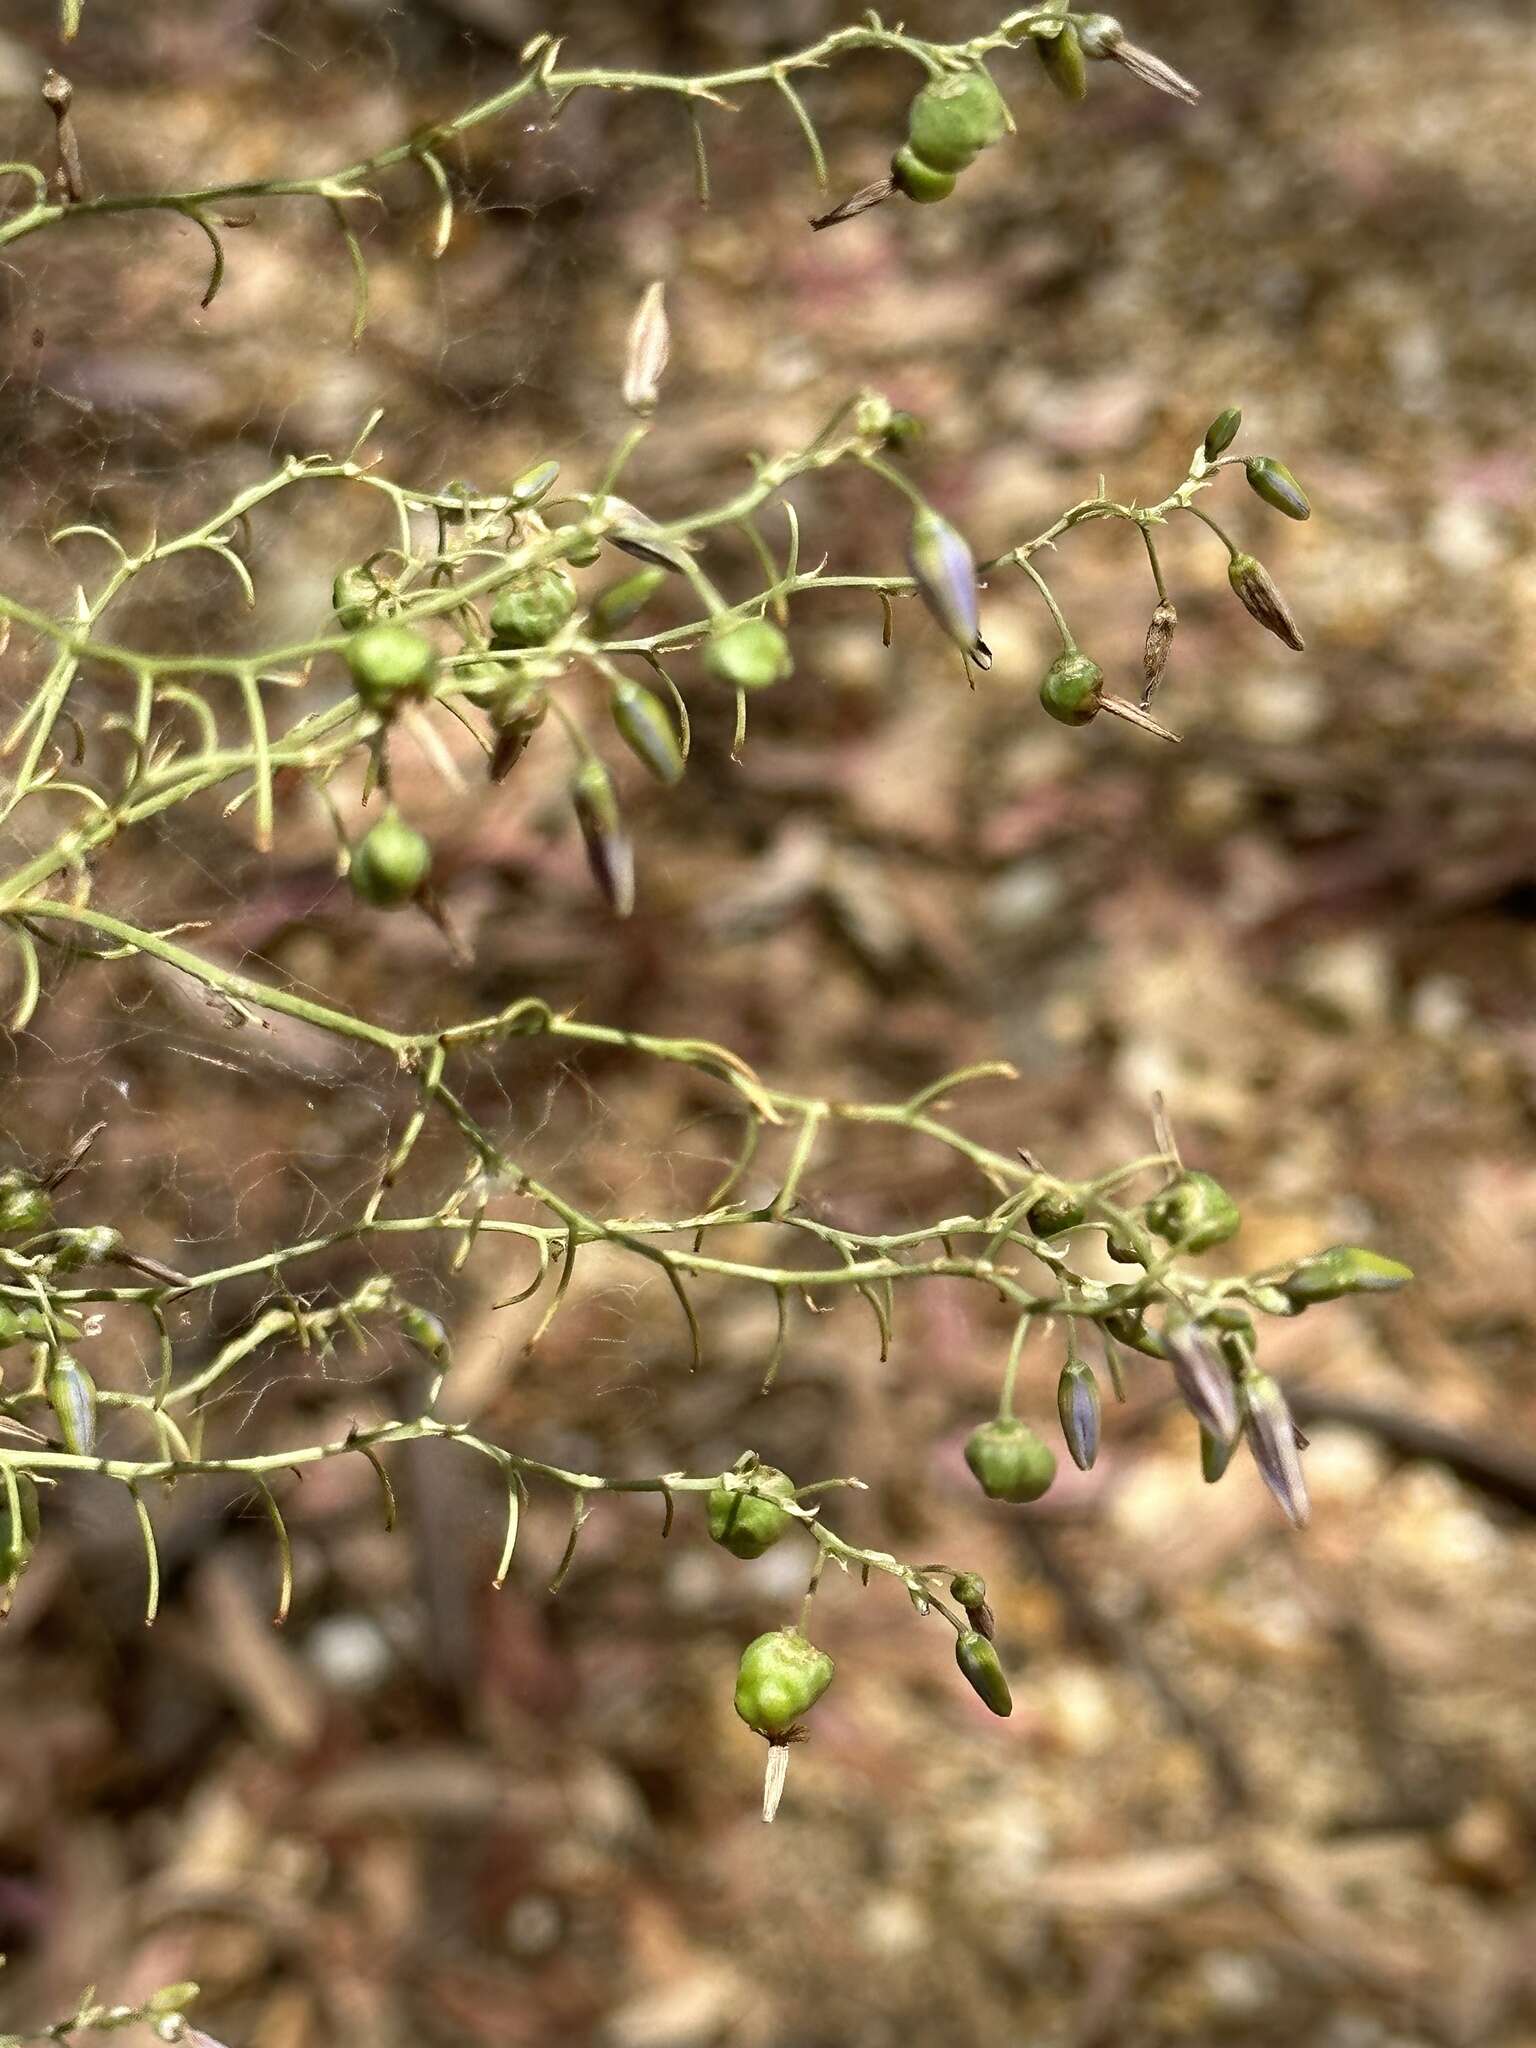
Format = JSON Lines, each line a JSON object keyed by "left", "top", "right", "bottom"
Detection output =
{"left": 891, "top": 146, "right": 956, "bottom": 204}
{"left": 1039, "top": 650, "right": 1104, "bottom": 726}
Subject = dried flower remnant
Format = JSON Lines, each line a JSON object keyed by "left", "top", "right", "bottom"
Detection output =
{"left": 622, "top": 280, "right": 670, "bottom": 416}
{"left": 1228, "top": 552, "right": 1305, "bottom": 652}
{"left": 1143, "top": 597, "right": 1178, "bottom": 704}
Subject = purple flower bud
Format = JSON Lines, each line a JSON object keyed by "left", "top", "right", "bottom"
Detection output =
{"left": 1241, "top": 1369, "right": 1311, "bottom": 1528}
{"left": 570, "top": 758, "right": 635, "bottom": 918}
{"left": 1056, "top": 1359, "right": 1102, "bottom": 1471}
{"left": 1163, "top": 1319, "right": 1239, "bottom": 1446}
{"left": 907, "top": 506, "right": 987, "bottom": 665}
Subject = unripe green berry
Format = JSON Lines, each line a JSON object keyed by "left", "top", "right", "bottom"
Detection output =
{"left": 1027, "top": 1188, "right": 1086, "bottom": 1237}
{"left": 350, "top": 810, "right": 433, "bottom": 910}
{"left": 1039, "top": 650, "right": 1104, "bottom": 727}
{"left": 891, "top": 146, "right": 957, "bottom": 204}
{"left": 905, "top": 69, "right": 1008, "bottom": 174}
{"left": 734, "top": 1628, "right": 835, "bottom": 1739}
{"left": 333, "top": 565, "right": 387, "bottom": 631}
{"left": 707, "top": 1466, "right": 796, "bottom": 1559}
{"left": 955, "top": 1629, "right": 1013, "bottom": 1716}
{"left": 1244, "top": 456, "right": 1312, "bottom": 521}
{"left": 490, "top": 569, "right": 577, "bottom": 650}
{"left": 703, "top": 618, "right": 793, "bottom": 691}
{"left": 50, "top": 1225, "right": 123, "bottom": 1273}
{"left": 399, "top": 1304, "right": 451, "bottom": 1360}
{"left": 1144, "top": 1170, "right": 1241, "bottom": 1254}
{"left": 0, "top": 1170, "right": 52, "bottom": 1238}
{"left": 964, "top": 1417, "right": 1057, "bottom": 1504}
{"left": 346, "top": 623, "right": 438, "bottom": 712}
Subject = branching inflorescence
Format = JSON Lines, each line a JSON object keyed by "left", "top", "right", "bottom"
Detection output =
{"left": 0, "top": 8, "right": 1410, "bottom": 1824}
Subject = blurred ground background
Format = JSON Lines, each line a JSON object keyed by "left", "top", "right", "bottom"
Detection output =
{"left": 3, "top": 0, "right": 1536, "bottom": 2042}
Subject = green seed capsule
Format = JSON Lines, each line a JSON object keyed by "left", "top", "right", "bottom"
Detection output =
{"left": 891, "top": 146, "right": 957, "bottom": 203}
{"left": 508, "top": 459, "right": 560, "bottom": 509}
{"left": 346, "top": 623, "right": 439, "bottom": 712}
{"left": 1027, "top": 1188, "right": 1086, "bottom": 1237}
{"left": 1144, "top": 1171, "right": 1241, "bottom": 1254}
{"left": 1203, "top": 407, "right": 1243, "bottom": 460}
{"left": 490, "top": 569, "right": 577, "bottom": 650}
{"left": 704, "top": 618, "right": 794, "bottom": 691}
{"left": 350, "top": 810, "right": 433, "bottom": 909}
{"left": 0, "top": 1170, "right": 52, "bottom": 1238}
{"left": 333, "top": 566, "right": 386, "bottom": 632}
{"left": 955, "top": 1629, "right": 1013, "bottom": 1716}
{"left": 1105, "top": 1224, "right": 1142, "bottom": 1263}
{"left": 964, "top": 1417, "right": 1057, "bottom": 1504}
{"left": 590, "top": 567, "right": 668, "bottom": 637}
{"left": 1039, "top": 650, "right": 1104, "bottom": 727}
{"left": 47, "top": 1352, "right": 97, "bottom": 1456}
{"left": 906, "top": 69, "right": 1008, "bottom": 174}
{"left": 1244, "top": 456, "right": 1312, "bottom": 521}
{"left": 0, "top": 1305, "right": 29, "bottom": 1348}
{"left": 608, "top": 677, "right": 684, "bottom": 787}
{"left": 1278, "top": 1245, "right": 1414, "bottom": 1307}
{"left": 1037, "top": 21, "right": 1088, "bottom": 102}
{"left": 707, "top": 1466, "right": 797, "bottom": 1559}
{"left": 734, "top": 1628, "right": 835, "bottom": 1739}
